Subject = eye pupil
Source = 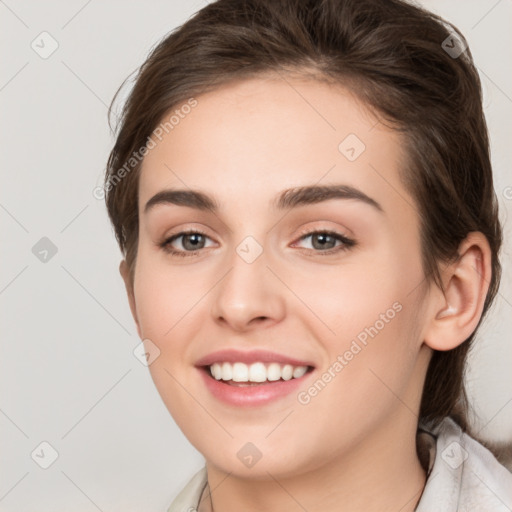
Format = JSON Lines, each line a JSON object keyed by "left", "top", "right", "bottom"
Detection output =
{"left": 312, "top": 233, "right": 336, "bottom": 250}
{"left": 182, "top": 233, "right": 205, "bottom": 251}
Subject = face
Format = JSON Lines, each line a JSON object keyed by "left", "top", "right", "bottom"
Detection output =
{"left": 124, "top": 75, "right": 434, "bottom": 479}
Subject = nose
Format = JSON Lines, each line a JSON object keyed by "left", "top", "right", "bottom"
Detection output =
{"left": 210, "top": 244, "right": 286, "bottom": 332}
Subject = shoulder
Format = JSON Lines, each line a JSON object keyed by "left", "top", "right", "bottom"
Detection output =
{"left": 167, "top": 466, "right": 208, "bottom": 512}
{"left": 416, "top": 417, "right": 512, "bottom": 511}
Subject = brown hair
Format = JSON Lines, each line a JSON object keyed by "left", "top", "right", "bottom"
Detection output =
{"left": 104, "top": 0, "right": 502, "bottom": 430}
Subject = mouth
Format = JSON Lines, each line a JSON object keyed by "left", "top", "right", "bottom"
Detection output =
{"left": 196, "top": 355, "right": 315, "bottom": 406}
{"left": 204, "top": 361, "right": 314, "bottom": 386}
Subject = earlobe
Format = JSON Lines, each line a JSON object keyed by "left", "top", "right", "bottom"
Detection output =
{"left": 119, "top": 260, "right": 142, "bottom": 339}
{"left": 423, "top": 232, "right": 492, "bottom": 352}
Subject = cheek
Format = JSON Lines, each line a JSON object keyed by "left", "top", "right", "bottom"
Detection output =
{"left": 291, "top": 252, "right": 424, "bottom": 403}
{"left": 289, "top": 253, "right": 414, "bottom": 340}
{"left": 132, "top": 261, "right": 208, "bottom": 432}
{"left": 290, "top": 307, "right": 421, "bottom": 459}
{"left": 132, "top": 249, "right": 209, "bottom": 344}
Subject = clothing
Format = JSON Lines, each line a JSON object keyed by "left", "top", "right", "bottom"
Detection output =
{"left": 167, "top": 417, "right": 512, "bottom": 511}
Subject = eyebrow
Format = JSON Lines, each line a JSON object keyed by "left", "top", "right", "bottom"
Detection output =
{"left": 143, "top": 184, "right": 384, "bottom": 214}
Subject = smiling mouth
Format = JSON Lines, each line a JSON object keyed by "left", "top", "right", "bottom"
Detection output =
{"left": 203, "top": 361, "right": 315, "bottom": 386}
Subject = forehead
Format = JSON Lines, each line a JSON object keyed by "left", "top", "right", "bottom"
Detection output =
{"left": 138, "top": 76, "right": 413, "bottom": 216}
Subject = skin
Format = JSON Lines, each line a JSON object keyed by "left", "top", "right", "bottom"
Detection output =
{"left": 119, "top": 75, "right": 492, "bottom": 512}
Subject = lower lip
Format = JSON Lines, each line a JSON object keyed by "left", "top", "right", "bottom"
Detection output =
{"left": 198, "top": 367, "right": 313, "bottom": 407}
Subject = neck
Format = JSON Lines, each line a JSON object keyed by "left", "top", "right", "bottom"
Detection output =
{"left": 203, "top": 412, "right": 427, "bottom": 512}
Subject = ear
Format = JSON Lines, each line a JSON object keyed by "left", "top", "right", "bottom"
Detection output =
{"left": 119, "top": 260, "right": 142, "bottom": 339}
{"left": 423, "top": 232, "right": 492, "bottom": 351}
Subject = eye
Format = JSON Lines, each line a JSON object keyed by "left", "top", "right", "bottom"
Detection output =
{"left": 292, "top": 230, "right": 355, "bottom": 254}
{"left": 159, "top": 230, "right": 215, "bottom": 257}
{"left": 159, "top": 228, "right": 355, "bottom": 258}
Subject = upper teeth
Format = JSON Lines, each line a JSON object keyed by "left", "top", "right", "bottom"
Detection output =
{"left": 209, "top": 362, "right": 308, "bottom": 382}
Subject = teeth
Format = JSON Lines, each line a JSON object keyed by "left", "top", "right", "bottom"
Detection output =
{"left": 248, "top": 362, "right": 267, "bottom": 382}
{"left": 232, "top": 362, "right": 249, "bottom": 382}
{"left": 211, "top": 363, "right": 222, "bottom": 380}
{"left": 267, "top": 362, "right": 281, "bottom": 381}
{"left": 292, "top": 366, "right": 307, "bottom": 378}
{"left": 221, "top": 362, "right": 232, "bottom": 380}
{"left": 209, "top": 362, "right": 309, "bottom": 383}
{"left": 281, "top": 364, "right": 293, "bottom": 381}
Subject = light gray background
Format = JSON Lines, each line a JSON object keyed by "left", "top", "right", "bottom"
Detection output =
{"left": 1, "top": 1, "right": 511, "bottom": 510}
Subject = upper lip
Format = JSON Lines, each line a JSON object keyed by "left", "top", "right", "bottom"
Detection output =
{"left": 195, "top": 349, "right": 315, "bottom": 368}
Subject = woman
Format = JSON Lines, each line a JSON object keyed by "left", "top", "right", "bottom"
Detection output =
{"left": 104, "top": 0, "right": 512, "bottom": 510}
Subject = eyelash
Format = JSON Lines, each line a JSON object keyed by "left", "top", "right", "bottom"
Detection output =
{"left": 159, "top": 229, "right": 356, "bottom": 258}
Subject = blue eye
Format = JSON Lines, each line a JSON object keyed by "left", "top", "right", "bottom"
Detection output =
{"left": 293, "top": 230, "right": 355, "bottom": 254}
{"left": 160, "top": 230, "right": 214, "bottom": 256}
{"left": 159, "top": 229, "right": 355, "bottom": 258}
